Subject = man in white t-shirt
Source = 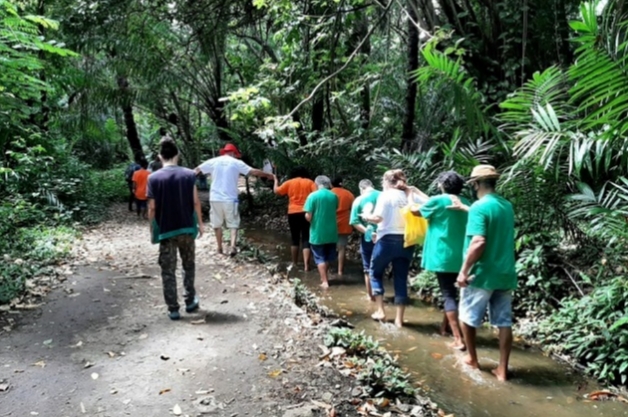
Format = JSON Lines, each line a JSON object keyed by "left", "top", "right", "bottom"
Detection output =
{"left": 195, "top": 143, "right": 274, "bottom": 256}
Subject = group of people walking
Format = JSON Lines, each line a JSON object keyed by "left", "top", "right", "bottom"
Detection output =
{"left": 136, "top": 138, "right": 517, "bottom": 382}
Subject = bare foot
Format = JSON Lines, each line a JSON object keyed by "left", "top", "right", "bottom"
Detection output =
{"left": 492, "top": 368, "right": 508, "bottom": 382}
{"left": 394, "top": 319, "right": 403, "bottom": 328}
{"left": 462, "top": 355, "right": 479, "bottom": 369}
{"left": 366, "top": 294, "right": 375, "bottom": 302}
{"left": 320, "top": 281, "right": 329, "bottom": 289}
{"left": 371, "top": 311, "right": 386, "bottom": 321}
{"left": 304, "top": 266, "right": 310, "bottom": 272}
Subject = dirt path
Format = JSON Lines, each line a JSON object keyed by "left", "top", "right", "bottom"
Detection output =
{"left": 0, "top": 204, "right": 350, "bottom": 417}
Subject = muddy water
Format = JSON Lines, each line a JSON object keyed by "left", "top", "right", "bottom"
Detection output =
{"left": 244, "top": 227, "right": 626, "bottom": 417}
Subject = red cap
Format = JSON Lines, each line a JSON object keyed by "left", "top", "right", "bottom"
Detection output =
{"left": 219, "top": 143, "right": 241, "bottom": 158}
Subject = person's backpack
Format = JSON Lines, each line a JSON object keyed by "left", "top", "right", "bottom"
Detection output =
{"left": 125, "top": 163, "right": 140, "bottom": 182}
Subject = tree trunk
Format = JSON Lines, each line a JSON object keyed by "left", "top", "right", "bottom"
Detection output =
{"left": 117, "top": 77, "right": 144, "bottom": 161}
{"left": 311, "top": 96, "right": 325, "bottom": 132}
{"left": 357, "top": 12, "right": 371, "bottom": 130}
{"left": 401, "top": 0, "right": 419, "bottom": 151}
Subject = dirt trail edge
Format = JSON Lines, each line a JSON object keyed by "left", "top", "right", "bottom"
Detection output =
{"left": 0, "top": 204, "right": 364, "bottom": 417}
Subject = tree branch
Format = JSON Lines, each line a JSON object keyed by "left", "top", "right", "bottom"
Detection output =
{"left": 285, "top": 0, "right": 393, "bottom": 120}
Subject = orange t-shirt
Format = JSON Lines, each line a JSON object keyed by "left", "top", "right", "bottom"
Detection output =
{"left": 132, "top": 169, "right": 150, "bottom": 201}
{"left": 276, "top": 177, "right": 317, "bottom": 214}
{"left": 332, "top": 187, "right": 355, "bottom": 235}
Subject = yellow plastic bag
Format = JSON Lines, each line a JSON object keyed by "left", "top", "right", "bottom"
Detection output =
{"left": 400, "top": 206, "right": 428, "bottom": 247}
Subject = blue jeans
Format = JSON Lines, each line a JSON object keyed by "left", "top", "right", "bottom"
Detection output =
{"left": 359, "top": 236, "right": 375, "bottom": 273}
{"left": 370, "top": 234, "right": 415, "bottom": 305}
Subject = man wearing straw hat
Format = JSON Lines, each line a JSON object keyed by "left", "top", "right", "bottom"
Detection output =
{"left": 450, "top": 164, "right": 516, "bottom": 381}
{"left": 196, "top": 143, "right": 274, "bottom": 256}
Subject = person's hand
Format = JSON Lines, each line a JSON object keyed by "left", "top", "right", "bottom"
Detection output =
{"left": 447, "top": 195, "right": 467, "bottom": 211}
{"left": 372, "top": 232, "right": 378, "bottom": 244}
{"left": 456, "top": 271, "right": 470, "bottom": 288}
{"left": 197, "top": 223, "right": 204, "bottom": 239}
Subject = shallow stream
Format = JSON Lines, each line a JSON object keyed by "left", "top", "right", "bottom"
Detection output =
{"left": 245, "top": 227, "right": 626, "bottom": 417}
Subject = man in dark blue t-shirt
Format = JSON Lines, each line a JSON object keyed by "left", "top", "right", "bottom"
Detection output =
{"left": 147, "top": 138, "right": 204, "bottom": 320}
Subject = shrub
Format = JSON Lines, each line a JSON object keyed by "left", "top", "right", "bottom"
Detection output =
{"left": 535, "top": 276, "right": 628, "bottom": 384}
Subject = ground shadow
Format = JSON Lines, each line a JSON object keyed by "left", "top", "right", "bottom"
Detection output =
{"left": 190, "top": 310, "right": 245, "bottom": 324}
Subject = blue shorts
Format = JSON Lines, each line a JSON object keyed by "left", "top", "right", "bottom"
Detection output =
{"left": 359, "top": 236, "right": 375, "bottom": 273}
{"left": 459, "top": 286, "right": 513, "bottom": 328}
{"left": 310, "top": 243, "right": 337, "bottom": 266}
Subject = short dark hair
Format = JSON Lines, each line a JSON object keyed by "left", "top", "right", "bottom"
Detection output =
{"left": 477, "top": 178, "right": 497, "bottom": 189}
{"left": 289, "top": 166, "right": 309, "bottom": 179}
{"left": 159, "top": 127, "right": 167, "bottom": 136}
{"left": 332, "top": 177, "right": 343, "bottom": 188}
{"left": 140, "top": 159, "right": 149, "bottom": 169}
{"left": 436, "top": 171, "right": 465, "bottom": 195}
{"left": 159, "top": 138, "right": 178, "bottom": 160}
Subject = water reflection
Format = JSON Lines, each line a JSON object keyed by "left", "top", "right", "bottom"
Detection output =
{"left": 245, "top": 227, "right": 625, "bottom": 417}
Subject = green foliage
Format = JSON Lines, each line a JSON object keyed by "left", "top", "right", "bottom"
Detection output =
{"left": 409, "top": 270, "right": 441, "bottom": 305}
{"left": 535, "top": 276, "right": 628, "bottom": 384}
{"left": 325, "top": 328, "right": 416, "bottom": 398}
{"left": 0, "top": 226, "right": 76, "bottom": 303}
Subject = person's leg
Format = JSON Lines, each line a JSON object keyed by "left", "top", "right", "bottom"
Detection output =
{"left": 489, "top": 290, "right": 514, "bottom": 381}
{"left": 177, "top": 234, "right": 198, "bottom": 312}
{"left": 360, "top": 237, "right": 374, "bottom": 301}
{"left": 300, "top": 214, "right": 312, "bottom": 271}
{"left": 287, "top": 214, "right": 301, "bottom": 266}
{"left": 311, "top": 245, "right": 329, "bottom": 288}
{"left": 128, "top": 183, "right": 134, "bottom": 211}
{"left": 370, "top": 237, "right": 393, "bottom": 321}
{"left": 391, "top": 239, "right": 414, "bottom": 328}
{"left": 158, "top": 238, "right": 180, "bottom": 318}
{"left": 210, "top": 202, "right": 224, "bottom": 254}
{"left": 226, "top": 202, "right": 241, "bottom": 256}
{"left": 458, "top": 286, "right": 491, "bottom": 369}
{"left": 437, "top": 272, "right": 465, "bottom": 349}
{"left": 336, "top": 235, "right": 348, "bottom": 276}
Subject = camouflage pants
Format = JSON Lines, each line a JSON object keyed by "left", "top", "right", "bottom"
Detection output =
{"left": 159, "top": 234, "right": 196, "bottom": 312}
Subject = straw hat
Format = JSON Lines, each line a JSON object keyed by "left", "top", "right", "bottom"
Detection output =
{"left": 467, "top": 165, "right": 500, "bottom": 183}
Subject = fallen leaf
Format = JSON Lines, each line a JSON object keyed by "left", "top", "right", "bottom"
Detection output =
{"left": 0, "top": 382, "right": 10, "bottom": 392}
{"left": 311, "top": 400, "right": 332, "bottom": 410}
{"left": 407, "top": 346, "right": 418, "bottom": 352}
{"left": 72, "top": 341, "right": 83, "bottom": 348}
{"left": 106, "top": 351, "right": 116, "bottom": 358}
{"left": 80, "top": 402, "right": 86, "bottom": 413}
{"left": 91, "top": 372, "right": 99, "bottom": 380}
{"left": 83, "top": 362, "right": 95, "bottom": 369}
{"left": 160, "top": 354, "right": 170, "bottom": 361}
{"left": 258, "top": 353, "right": 268, "bottom": 361}
{"left": 159, "top": 388, "right": 171, "bottom": 395}
{"left": 431, "top": 353, "right": 443, "bottom": 360}
{"left": 123, "top": 399, "right": 131, "bottom": 405}
{"left": 172, "top": 404, "right": 182, "bottom": 415}
{"left": 138, "top": 334, "right": 148, "bottom": 340}
{"left": 110, "top": 389, "right": 118, "bottom": 395}
{"left": 190, "top": 319, "right": 206, "bottom": 325}
{"left": 43, "top": 339, "right": 53, "bottom": 346}
{"left": 268, "top": 369, "right": 282, "bottom": 378}
{"left": 32, "top": 361, "right": 46, "bottom": 368}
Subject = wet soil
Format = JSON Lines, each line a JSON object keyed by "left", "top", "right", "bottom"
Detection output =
{"left": 0, "top": 204, "right": 360, "bottom": 417}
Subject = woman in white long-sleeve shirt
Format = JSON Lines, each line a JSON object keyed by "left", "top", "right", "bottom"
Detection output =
{"left": 362, "top": 169, "right": 427, "bottom": 327}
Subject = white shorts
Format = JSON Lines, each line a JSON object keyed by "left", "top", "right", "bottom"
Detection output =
{"left": 210, "top": 201, "right": 240, "bottom": 229}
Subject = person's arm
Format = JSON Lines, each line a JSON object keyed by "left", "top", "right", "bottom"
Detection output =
{"left": 457, "top": 236, "right": 486, "bottom": 287}
{"left": 457, "top": 207, "right": 486, "bottom": 287}
{"left": 148, "top": 199, "right": 156, "bottom": 240}
{"left": 304, "top": 194, "right": 313, "bottom": 222}
{"left": 274, "top": 177, "right": 288, "bottom": 195}
{"left": 193, "top": 186, "right": 204, "bottom": 238}
{"left": 447, "top": 195, "right": 470, "bottom": 212}
{"left": 362, "top": 197, "right": 384, "bottom": 224}
{"left": 305, "top": 212, "right": 312, "bottom": 222}
{"left": 407, "top": 186, "right": 429, "bottom": 203}
{"left": 349, "top": 198, "right": 367, "bottom": 234}
{"left": 195, "top": 160, "right": 213, "bottom": 176}
{"left": 249, "top": 168, "right": 275, "bottom": 180}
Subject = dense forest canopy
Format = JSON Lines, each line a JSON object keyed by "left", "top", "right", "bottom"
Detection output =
{"left": 2, "top": 0, "right": 628, "bottom": 384}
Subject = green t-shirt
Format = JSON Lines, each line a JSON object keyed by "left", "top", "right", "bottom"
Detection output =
{"left": 349, "top": 189, "right": 381, "bottom": 228}
{"left": 304, "top": 189, "right": 339, "bottom": 245}
{"left": 464, "top": 193, "right": 517, "bottom": 291}
{"left": 420, "top": 194, "right": 470, "bottom": 273}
